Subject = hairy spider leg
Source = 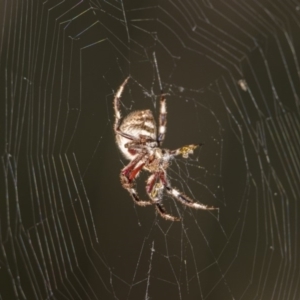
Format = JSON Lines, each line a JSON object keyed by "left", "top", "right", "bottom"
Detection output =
{"left": 113, "top": 77, "right": 129, "bottom": 132}
{"left": 120, "top": 151, "right": 152, "bottom": 206}
{"left": 121, "top": 151, "right": 146, "bottom": 179}
{"left": 146, "top": 174, "right": 181, "bottom": 221}
{"left": 159, "top": 171, "right": 218, "bottom": 211}
{"left": 157, "top": 90, "right": 167, "bottom": 145}
{"left": 113, "top": 77, "right": 138, "bottom": 141}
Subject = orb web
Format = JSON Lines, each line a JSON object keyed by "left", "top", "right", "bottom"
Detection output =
{"left": 0, "top": 1, "right": 299, "bottom": 299}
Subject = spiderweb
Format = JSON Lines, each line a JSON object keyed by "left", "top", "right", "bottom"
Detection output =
{"left": 1, "top": 0, "right": 300, "bottom": 299}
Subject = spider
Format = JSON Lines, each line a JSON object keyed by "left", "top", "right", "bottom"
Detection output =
{"left": 113, "top": 77, "right": 217, "bottom": 221}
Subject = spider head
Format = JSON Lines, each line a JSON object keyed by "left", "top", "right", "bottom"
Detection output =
{"left": 153, "top": 148, "right": 171, "bottom": 161}
{"left": 161, "top": 150, "right": 174, "bottom": 170}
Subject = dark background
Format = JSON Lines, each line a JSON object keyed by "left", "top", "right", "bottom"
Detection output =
{"left": 1, "top": 1, "right": 300, "bottom": 299}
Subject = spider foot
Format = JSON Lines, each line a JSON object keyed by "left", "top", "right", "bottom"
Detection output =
{"left": 146, "top": 180, "right": 181, "bottom": 221}
{"left": 155, "top": 202, "right": 181, "bottom": 221}
{"left": 130, "top": 188, "right": 152, "bottom": 206}
{"left": 185, "top": 201, "right": 218, "bottom": 210}
{"left": 168, "top": 187, "right": 218, "bottom": 211}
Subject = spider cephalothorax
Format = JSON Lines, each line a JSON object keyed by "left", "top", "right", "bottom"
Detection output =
{"left": 113, "top": 77, "right": 217, "bottom": 221}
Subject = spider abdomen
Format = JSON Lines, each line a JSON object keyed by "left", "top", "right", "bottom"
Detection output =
{"left": 116, "top": 109, "right": 157, "bottom": 159}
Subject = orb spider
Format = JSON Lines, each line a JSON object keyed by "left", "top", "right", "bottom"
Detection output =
{"left": 113, "top": 77, "right": 217, "bottom": 221}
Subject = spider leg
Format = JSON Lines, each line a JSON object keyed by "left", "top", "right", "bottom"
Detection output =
{"left": 157, "top": 90, "right": 167, "bottom": 145}
{"left": 113, "top": 77, "right": 138, "bottom": 141}
{"left": 127, "top": 186, "right": 152, "bottom": 207}
{"left": 159, "top": 172, "right": 218, "bottom": 211}
{"left": 146, "top": 174, "right": 181, "bottom": 221}
{"left": 121, "top": 150, "right": 142, "bottom": 172}
{"left": 120, "top": 152, "right": 152, "bottom": 206}
{"left": 114, "top": 77, "right": 129, "bottom": 133}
